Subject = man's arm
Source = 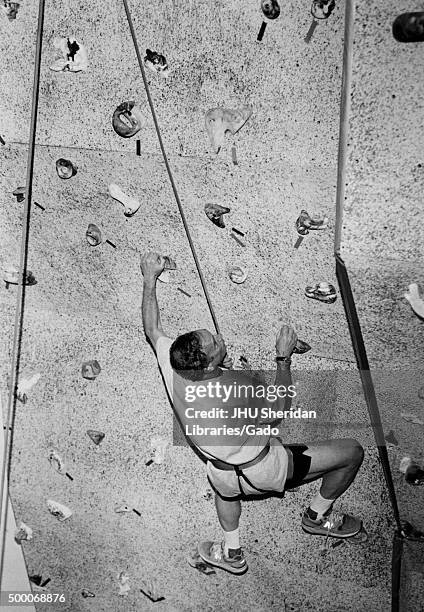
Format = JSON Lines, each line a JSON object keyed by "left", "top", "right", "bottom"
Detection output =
{"left": 260, "top": 325, "right": 297, "bottom": 424}
{"left": 140, "top": 252, "right": 168, "bottom": 350}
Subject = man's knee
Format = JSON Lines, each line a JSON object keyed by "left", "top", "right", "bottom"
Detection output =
{"left": 343, "top": 438, "right": 364, "bottom": 468}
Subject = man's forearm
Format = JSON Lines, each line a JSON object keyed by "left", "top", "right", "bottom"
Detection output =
{"left": 274, "top": 361, "right": 293, "bottom": 413}
{"left": 142, "top": 277, "right": 163, "bottom": 339}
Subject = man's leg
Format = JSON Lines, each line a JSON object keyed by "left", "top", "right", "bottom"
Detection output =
{"left": 197, "top": 494, "right": 247, "bottom": 574}
{"left": 286, "top": 438, "right": 364, "bottom": 538}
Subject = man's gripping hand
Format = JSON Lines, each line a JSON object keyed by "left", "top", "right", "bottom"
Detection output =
{"left": 140, "top": 251, "right": 166, "bottom": 281}
{"left": 275, "top": 325, "right": 298, "bottom": 358}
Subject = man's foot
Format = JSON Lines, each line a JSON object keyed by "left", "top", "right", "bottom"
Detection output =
{"left": 197, "top": 541, "right": 248, "bottom": 575}
{"left": 302, "top": 507, "right": 362, "bottom": 538}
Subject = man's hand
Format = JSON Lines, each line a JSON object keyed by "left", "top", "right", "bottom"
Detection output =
{"left": 140, "top": 252, "right": 165, "bottom": 281}
{"left": 275, "top": 325, "right": 298, "bottom": 358}
{"left": 220, "top": 354, "right": 234, "bottom": 369}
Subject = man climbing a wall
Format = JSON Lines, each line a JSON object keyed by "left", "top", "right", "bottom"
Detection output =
{"left": 140, "top": 251, "right": 365, "bottom": 575}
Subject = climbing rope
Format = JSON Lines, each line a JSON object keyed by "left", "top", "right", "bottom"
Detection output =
{"left": 0, "top": 0, "right": 46, "bottom": 587}
{"left": 121, "top": 0, "right": 220, "bottom": 335}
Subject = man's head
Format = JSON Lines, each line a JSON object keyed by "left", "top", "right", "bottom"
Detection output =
{"left": 112, "top": 101, "right": 144, "bottom": 138}
{"left": 170, "top": 329, "right": 227, "bottom": 380}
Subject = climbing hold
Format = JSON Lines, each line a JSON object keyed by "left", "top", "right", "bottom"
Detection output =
{"left": 29, "top": 575, "right": 43, "bottom": 586}
{"left": 14, "top": 521, "right": 33, "bottom": 544}
{"left": 384, "top": 430, "right": 399, "bottom": 447}
{"left": 144, "top": 49, "right": 170, "bottom": 78}
{"left": 115, "top": 505, "right": 131, "bottom": 513}
{"left": 47, "top": 449, "right": 65, "bottom": 474}
{"left": 86, "top": 430, "right": 105, "bottom": 445}
{"left": 399, "top": 457, "right": 413, "bottom": 473}
{"left": 393, "top": 12, "right": 424, "bottom": 43}
{"left": 163, "top": 256, "right": 177, "bottom": 270}
{"left": 118, "top": 571, "right": 130, "bottom": 596}
{"left": 46, "top": 499, "right": 72, "bottom": 521}
{"left": 205, "top": 107, "right": 252, "bottom": 154}
{"left": 202, "top": 487, "right": 213, "bottom": 501}
{"left": 81, "top": 360, "right": 101, "bottom": 380}
{"left": 86, "top": 224, "right": 102, "bottom": 247}
{"left": 2, "top": 2, "right": 20, "bottom": 20}
{"left": 56, "top": 158, "right": 77, "bottom": 179}
{"left": 204, "top": 203, "right": 230, "bottom": 228}
{"left": 150, "top": 436, "right": 169, "bottom": 465}
{"left": 187, "top": 548, "right": 216, "bottom": 575}
{"left": 292, "top": 339, "right": 311, "bottom": 354}
{"left": 261, "top": 0, "right": 280, "bottom": 20}
{"left": 112, "top": 101, "right": 144, "bottom": 138}
{"left": 3, "top": 265, "right": 36, "bottom": 287}
{"left": 109, "top": 183, "right": 141, "bottom": 217}
{"left": 140, "top": 578, "right": 165, "bottom": 602}
{"left": 295, "top": 210, "right": 328, "bottom": 236}
{"left": 305, "top": 282, "right": 337, "bottom": 304}
{"left": 49, "top": 36, "right": 88, "bottom": 72}
{"left": 229, "top": 266, "right": 247, "bottom": 284}
{"left": 310, "top": 0, "right": 335, "bottom": 20}
{"left": 12, "top": 186, "right": 25, "bottom": 202}
{"left": 401, "top": 412, "right": 424, "bottom": 425}
{"left": 81, "top": 589, "right": 95, "bottom": 598}
{"left": 15, "top": 371, "right": 41, "bottom": 403}
{"left": 158, "top": 270, "right": 171, "bottom": 283}
{"left": 404, "top": 283, "right": 424, "bottom": 319}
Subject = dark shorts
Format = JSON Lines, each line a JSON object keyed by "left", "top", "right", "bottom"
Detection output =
{"left": 284, "top": 444, "right": 312, "bottom": 489}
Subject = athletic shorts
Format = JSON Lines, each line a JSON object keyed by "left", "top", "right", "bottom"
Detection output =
{"left": 206, "top": 437, "right": 289, "bottom": 499}
{"left": 207, "top": 440, "right": 312, "bottom": 499}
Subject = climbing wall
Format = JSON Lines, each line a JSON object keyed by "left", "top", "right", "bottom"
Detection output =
{"left": 341, "top": 1, "right": 424, "bottom": 609}
{"left": 0, "top": 0, "right": 407, "bottom": 610}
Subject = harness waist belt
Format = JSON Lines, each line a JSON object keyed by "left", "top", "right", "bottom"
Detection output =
{"left": 209, "top": 443, "right": 270, "bottom": 471}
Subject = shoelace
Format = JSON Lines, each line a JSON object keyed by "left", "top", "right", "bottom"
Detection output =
{"left": 322, "top": 511, "right": 344, "bottom": 532}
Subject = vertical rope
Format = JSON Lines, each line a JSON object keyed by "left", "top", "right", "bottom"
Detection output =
{"left": 121, "top": 0, "right": 220, "bottom": 334}
{"left": 0, "top": 0, "right": 45, "bottom": 586}
{"left": 334, "top": 0, "right": 355, "bottom": 255}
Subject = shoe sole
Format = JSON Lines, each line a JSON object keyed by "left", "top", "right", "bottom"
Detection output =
{"left": 197, "top": 542, "right": 248, "bottom": 575}
{"left": 302, "top": 522, "right": 362, "bottom": 538}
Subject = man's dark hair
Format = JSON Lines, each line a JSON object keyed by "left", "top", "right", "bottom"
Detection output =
{"left": 170, "top": 332, "right": 210, "bottom": 381}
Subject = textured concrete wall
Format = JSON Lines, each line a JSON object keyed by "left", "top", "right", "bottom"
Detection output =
{"left": 2, "top": 0, "right": 418, "bottom": 610}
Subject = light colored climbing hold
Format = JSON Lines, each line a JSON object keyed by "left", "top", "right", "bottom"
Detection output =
{"left": 56, "top": 158, "right": 77, "bottom": 179}
{"left": 311, "top": 0, "right": 336, "bottom": 20}
{"left": 399, "top": 457, "right": 414, "bottom": 473}
{"left": 229, "top": 266, "right": 247, "bottom": 284}
{"left": 47, "top": 449, "right": 65, "bottom": 474}
{"left": 115, "top": 505, "right": 131, "bottom": 513}
{"left": 4, "top": 265, "right": 36, "bottom": 286}
{"left": 49, "top": 36, "right": 88, "bottom": 72}
{"left": 144, "top": 49, "right": 170, "bottom": 78}
{"left": 150, "top": 436, "right": 169, "bottom": 465}
{"left": 401, "top": 412, "right": 424, "bottom": 426}
{"left": 118, "top": 571, "right": 130, "bottom": 596}
{"left": 112, "top": 101, "right": 144, "bottom": 138}
{"left": 109, "top": 183, "right": 141, "bottom": 217}
{"left": 81, "top": 360, "right": 101, "bottom": 380}
{"left": 86, "top": 430, "right": 105, "bottom": 445}
{"left": 86, "top": 224, "right": 102, "bottom": 247}
{"left": 295, "top": 210, "right": 328, "bottom": 236}
{"left": 14, "top": 521, "right": 33, "bottom": 544}
{"left": 205, "top": 106, "right": 252, "bottom": 154}
{"left": 81, "top": 589, "right": 95, "bottom": 598}
{"left": 204, "top": 203, "right": 231, "bottom": 228}
{"left": 46, "top": 499, "right": 72, "bottom": 521}
{"left": 16, "top": 371, "right": 41, "bottom": 403}
{"left": 140, "top": 578, "right": 164, "bottom": 602}
{"left": 404, "top": 283, "right": 424, "bottom": 319}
